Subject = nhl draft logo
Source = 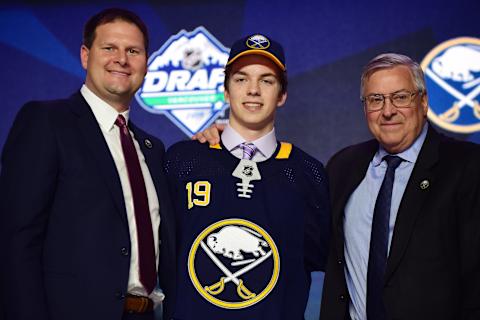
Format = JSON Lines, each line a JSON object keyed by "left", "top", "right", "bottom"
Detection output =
{"left": 421, "top": 37, "right": 480, "bottom": 133}
{"left": 135, "top": 27, "right": 230, "bottom": 136}
{"left": 188, "top": 219, "right": 280, "bottom": 309}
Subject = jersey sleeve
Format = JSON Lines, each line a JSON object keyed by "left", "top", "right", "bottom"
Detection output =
{"left": 298, "top": 151, "right": 332, "bottom": 272}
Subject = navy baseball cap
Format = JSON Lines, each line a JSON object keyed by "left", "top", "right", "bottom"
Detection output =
{"left": 226, "top": 34, "right": 286, "bottom": 71}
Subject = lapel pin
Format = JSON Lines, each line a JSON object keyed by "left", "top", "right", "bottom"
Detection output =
{"left": 144, "top": 139, "right": 153, "bottom": 149}
{"left": 419, "top": 179, "right": 429, "bottom": 190}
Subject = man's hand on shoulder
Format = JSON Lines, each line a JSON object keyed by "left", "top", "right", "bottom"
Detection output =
{"left": 192, "top": 123, "right": 225, "bottom": 145}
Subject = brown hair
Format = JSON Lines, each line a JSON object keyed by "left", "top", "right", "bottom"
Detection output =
{"left": 83, "top": 8, "right": 149, "bottom": 51}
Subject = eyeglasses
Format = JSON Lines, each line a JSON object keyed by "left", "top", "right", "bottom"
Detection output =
{"left": 361, "top": 90, "right": 422, "bottom": 112}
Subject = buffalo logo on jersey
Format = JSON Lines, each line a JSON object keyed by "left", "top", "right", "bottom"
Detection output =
{"left": 135, "top": 27, "right": 230, "bottom": 136}
{"left": 188, "top": 219, "right": 280, "bottom": 309}
{"left": 421, "top": 37, "right": 480, "bottom": 133}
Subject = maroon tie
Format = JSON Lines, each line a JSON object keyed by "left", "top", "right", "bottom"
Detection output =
{"left": 115, "top": 115, "right": 156, "bottom": 294}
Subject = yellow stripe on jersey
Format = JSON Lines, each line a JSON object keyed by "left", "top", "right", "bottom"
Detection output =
{"left": 275, "top": 142, "right": 292, "bottom": 159}
{"left": 209, "top": 144, "right": 222, "bottom": 150}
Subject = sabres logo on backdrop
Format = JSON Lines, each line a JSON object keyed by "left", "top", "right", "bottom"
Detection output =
{"left": 421, "top": 37, "right": 480, "bottom": 133}
{"left": 188, "top": 219, "right": 280, "bottom": 309}
{"left": 136, "top": 27, "right": 230, "bottom": 136}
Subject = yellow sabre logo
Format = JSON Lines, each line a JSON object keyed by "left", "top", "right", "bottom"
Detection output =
{"left": 188, "top": 218, "right": 280, "bottom": 309}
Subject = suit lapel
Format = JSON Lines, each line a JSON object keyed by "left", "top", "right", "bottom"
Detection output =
{"left": 331, "top": 140, "right": 378, "bottom": 258}
{"left": 385, "top": 126, "right": 439, "bottom": 280}
{"left": 68, "top": 92, "right": 128, "bottom": 226}
{"left": 130, "top": 124, "right": 164, "bottom": 201}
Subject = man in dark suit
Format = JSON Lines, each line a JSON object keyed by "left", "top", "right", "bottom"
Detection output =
{"left": 0, "top": 8, "right": 175, "bottom": 320}
{"left": 321, "top": 53, "right": 480, "bottom": 320}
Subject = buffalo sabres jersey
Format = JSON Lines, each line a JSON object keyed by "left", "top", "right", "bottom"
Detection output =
{"left": 164, "top": 140, "right": 331, "bottom": 319}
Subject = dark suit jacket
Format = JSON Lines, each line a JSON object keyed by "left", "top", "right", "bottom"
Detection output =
{"left": 321, "top": 125, "right": 480, "bottom": 320}
{"left": 0, "top": 92, "right": 176, "bottom": 320}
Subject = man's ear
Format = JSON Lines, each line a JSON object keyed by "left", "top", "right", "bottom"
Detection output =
{"left": 80, "top": 45, "right": 89, "bottom": 70}
{"left": 224, "top": 89, "right": 230, "bottom": 105}
{"left": 421, "top": 91, "right": 429, "bottom": 116}
{"left": 277, "top": 92, "right": 287, "bottom": 107}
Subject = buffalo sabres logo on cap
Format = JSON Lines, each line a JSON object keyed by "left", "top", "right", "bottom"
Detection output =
{"left": 226, "top": 33, "right": 286, "bottom": 71}
{"left": 421, "top": 37, "right": 480, "bottom": 133}
{"left": 246, "top": 34, "right": 271, "bottom": 50}
{"left": 188, "top": 218, "right": 280, "bottom": 309}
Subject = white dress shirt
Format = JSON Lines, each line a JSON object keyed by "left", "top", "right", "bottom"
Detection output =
{"left": 80, "top": 85, "right": 164, "bottom": 304}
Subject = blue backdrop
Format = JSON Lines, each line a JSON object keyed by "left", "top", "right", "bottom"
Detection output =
{"left": 1, "top": 1, "right": 479, "bottom": 319}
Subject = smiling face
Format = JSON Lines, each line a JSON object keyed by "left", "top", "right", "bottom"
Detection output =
{"left": 80, "top": 19, "right": 147, "bottom": 112}
{"left": 224, "top": 55, "right": 287, "bottom": 140}
{"left": 363, "top": 65, "right": 428, "bottom": 153}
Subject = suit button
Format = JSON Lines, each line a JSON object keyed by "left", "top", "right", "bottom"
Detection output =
{"left": 337, "top": 259, "right": 343, "bottom": 265}
{"left": 339, "top": 294, "right": 346, "bottom": 302}
{"left": 115, "top": 291, "right": 125, "bottom": 300}
{"left": 121, "top": 247, "right": 129, "bottom": 256}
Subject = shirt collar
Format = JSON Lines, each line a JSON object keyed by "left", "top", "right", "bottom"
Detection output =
{"left": 80, "top": 84, "right": 130, "bottom": 132}
{"left": 221, "top": 124, "right": 278, "bottom": 158}
{"left": 373, "top": 122, "right": 429, "bottom": 166}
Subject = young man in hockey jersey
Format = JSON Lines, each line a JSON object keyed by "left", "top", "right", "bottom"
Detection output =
{"left": 164, "top": 34, "right": 331, "bottom": 319}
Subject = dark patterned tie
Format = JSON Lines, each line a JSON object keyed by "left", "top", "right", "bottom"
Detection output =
{"left": 367, "top": 155, "right": 403, "bottom": 320}
{"left": 240, "top": 142, "right": 257, "bottom": 160}
{"left": 115, "top": 115, "right": 156, "bottom": 294}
